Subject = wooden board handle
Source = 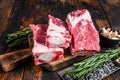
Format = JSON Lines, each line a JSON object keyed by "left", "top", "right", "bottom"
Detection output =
{"left": 0, "top": 48, "right": 32, "bottom": 72}
{"left": 115, "top": 57, "right": 120, "bottom": 66}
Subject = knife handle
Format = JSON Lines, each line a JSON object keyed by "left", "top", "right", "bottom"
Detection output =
{"left": 115, "top": 57, "right": 120, "bottom": 66}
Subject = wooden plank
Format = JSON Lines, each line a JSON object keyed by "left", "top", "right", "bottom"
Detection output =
{"left": 42, "top": 68, "right": 60, "bottom": 80}
{"left": 22, "top": 0, "right": 58, "bottom": 24}
{"left": 0, "top": 48, "right": 32, "bottom": 72}
{"left": 0, "top": 0, "right": 16, "bottom": 54}
{"left": 0, "top": 0, "right": 15, "bottom": 37}
{"left": 23, "top": 62, "right": 42, "bottom": 80}
{"left": 100, "top": 0, "right": 120, "bottom": 31}
{"left": 0, "top": 69, "right": 5, "bottom": 80}
{"left": 38, "top": 0, "right": 78, "bottom": 23}
{"left": 78, "top": 0, "right": 111, "bottom": 29}
{"left": 0, "top": 0, "right": 26, "bottom": 54}
{"left": 3, "top": 65, "right": 24, "bottom": 80}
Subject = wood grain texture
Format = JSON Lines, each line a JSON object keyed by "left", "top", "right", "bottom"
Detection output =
{"left": 100, "top": 0, "right": 120, "bottom": 31}
{"left": 0, "top": 0, "right": 120, "bottom": 80}
{"left": 23, "top": 62, "right": 42, "bottom": 80}
{"left": 0, "top": 69, "right": 5, "bottom": 80}
{"left": 42, "top": 69, "right": 61, "bottom": 80}
{"left": 0, "top": 0, "right": 26, "bottom": 54}
{"left": 0, "top": 48, "right": 32, "bottom": 72}
{"left": 3, "top": 66, "right": 24, "bottom": 80}
{"left": 0, "top": 0, "right": 15, "bottom": 37}
{"left": 78, "top": 0, "right": 111, "bottom": 29}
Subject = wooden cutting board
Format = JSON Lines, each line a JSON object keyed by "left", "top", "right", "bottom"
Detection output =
{"left": 0, "top": 47, "right": 92, "bottom": 72}
{"left": 0, "top": 48, "right": 32, "bottom": 72}
{"left": 42, "top": 53, "right": 92, "bottom": 71}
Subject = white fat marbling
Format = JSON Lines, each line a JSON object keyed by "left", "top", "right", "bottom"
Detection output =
{"left": 47, "top": 19, "right": 66, "bottom": 33}
{"left": 38, "top": 53, "right": 56, "bottom": 62}
{"left": 67, "top": 10, "right": 92, "bottom": 29}
{"left": 32, "top": 40, "right": 63, "bottom": 54}
{"left": 48, "top": 36, "right": 63, "bottom": 45}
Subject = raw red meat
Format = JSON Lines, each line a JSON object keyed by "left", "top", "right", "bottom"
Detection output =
{"left": 29, "top": 24, "right": 64, "bottom": 65}
{"left": 33, "top": 40, "right": 64, "bottom": 65}
{"left": 46, "top": 15, "right": 71, "bottom": 48}
{"left": 29, "top": 24, "right": 48, "bottom": 44}
{"left": 66, "top": 9, "right": 100, "bottom": 55}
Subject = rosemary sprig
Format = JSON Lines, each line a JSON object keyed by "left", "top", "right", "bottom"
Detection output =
{"left": 65, "top": 48, "right": 120, "bottom": 79}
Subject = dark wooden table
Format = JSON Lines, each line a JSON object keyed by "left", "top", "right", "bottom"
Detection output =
{"left": 0, "top": 0, "right": 120, "bottom": 80}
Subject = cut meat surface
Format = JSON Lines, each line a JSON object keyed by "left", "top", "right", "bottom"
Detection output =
{"left": 33, "top": 40, "right": 64, "bottom": 65}
{"left": 29, "top": 24, "right": 64, "bottom": 65}
{"left": 66, "top": 9, "right": 100, "bottom": 55}
{"left": 66, "top": 9, "right": 92, "bottom": 31}
{"left": 46, "top": 15, "right": 71, "bottom": 48}
{"left": 29, "top": 24, "right": 48, "bottom": 44}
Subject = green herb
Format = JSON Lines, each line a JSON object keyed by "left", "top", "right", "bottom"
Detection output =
{"left": 65, "top": 48, "right": 120, "bottom": 79}
{"left": 6, "top": 27, "right": 32, "bottom": 47}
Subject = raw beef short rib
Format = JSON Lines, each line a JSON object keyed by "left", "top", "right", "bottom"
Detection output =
{"left": 29, "top": 24, "right": 64, "bottom": 65}
{"left": 46, "top": 15, "right": 71, "bottom": 48}
{"left": 66, "top": 9, "right": 100, "bottom": 55}
{"left": 33, "top": 40, "right": 64, "bottom": 65}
